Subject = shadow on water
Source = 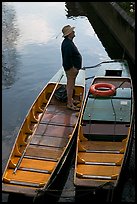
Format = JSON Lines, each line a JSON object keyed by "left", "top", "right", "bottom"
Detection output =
{"left": 65, "top": 2, "right": 125, "bottom": 59}
{"left": 2, "top": 2, "right": 20, "bottom": 89}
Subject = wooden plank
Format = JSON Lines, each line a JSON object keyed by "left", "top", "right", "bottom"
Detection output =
{"left": 76, "top": 172, "right": 118, "bottom": 180}
{"left": 78, "top": 152, "right": 123, "bottom": 164}
{"left": 26, "top": 145, "right": 63, "bottom": 160}
{"left": 83, "top": 123, "right": 129, "bottom": 136}
{"left": 3, "top": 169, "right": 50, "bottom": 186}
{"left": 30, "top": 135, "right": 68, "bottom": 148}
{"left": 40, "top": 112, "right": 77, "bottom": 127}
{"left": 76, "top": 164, "right": 120, "bottom": 177}
{"left": 80, "top": 140, "right": 126, "bottom": 153}
{"left": 34, "top": 124, "right": 73, "bottom": 138}
{"left": 11, "top": 157, "right": 56, "bottom": 172}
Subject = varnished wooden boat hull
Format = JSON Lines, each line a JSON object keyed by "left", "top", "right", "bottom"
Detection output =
{"left": 2, "top": 68, "right": 85, "bottom": 199}
{"left": 74, "top": 60, "right": 134, "bottom": 201}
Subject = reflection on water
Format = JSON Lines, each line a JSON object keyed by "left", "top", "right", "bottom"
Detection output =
{"left": 2, "top": 2, "right": 19, "bottom": 89}
{"left": 9, "top": 2, "right": 68, "bottom": 48}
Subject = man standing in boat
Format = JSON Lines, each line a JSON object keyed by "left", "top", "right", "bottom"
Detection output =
{"left": 61, "top": 25, "right": 82, "bottom": 111}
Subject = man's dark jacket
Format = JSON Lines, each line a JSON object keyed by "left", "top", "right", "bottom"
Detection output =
{"left": 61, "top": 37, "right": 82, "bottom": 71}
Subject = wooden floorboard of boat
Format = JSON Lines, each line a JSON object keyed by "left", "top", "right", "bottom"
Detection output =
{"left": 74, "top": 164, "right": 119, "bottom": 188}
{"left": 34, "top": 124, "right": 73, "bottom": 138}
{"left": 3, "top": 169, "right": 50, "bottom": 186}
{"left": 79, "top": 140, "right": 126, "bottom": 152}
{"left": 78, "top": 152, "right": 123, "bottom": 164}
{"left": 30, "top": 135, "right": 69, "bottom": 148}
{"left": 11, "top": 157, "right": 57, "bottom": 171}
{"left": 28, "top": 99, "right": 78, "bottom": 149}
{"left": 40, "top": 114, "right": 77, "bottom": 127}
{"left": 76, "top": 165, "right": 120, "bottom": 177}
{"left": 83, "top": 123, "right": 129, "bottom": 136}
{"left": 26, "top": 145, "right": 63, "bottom": 160}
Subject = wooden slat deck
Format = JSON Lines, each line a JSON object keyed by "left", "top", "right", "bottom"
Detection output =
{"left": 25, "top": 145, "right": 63, "bottom": 161}
{"left": 30, "top": 135, "right": 68, "bottom": 148}
{"left": 11, "top": 157, "right": 56, "bottom": 172}
{"left": 78, "top": 152, "right": 123, "bottom": 165}
{"left": 79, "top": 140, "right": 126, "bottom": 153}
{"left": 76, "top": 165, "right": 120, "bottom": 178}
{"left": 3, "top": 169, "right": 50, "bottom": 187}
{"left": 83, "top": 123, "right": 129, "bottom": 136}
{"left": 3, "top": 94, "right": 81, "bottom": 191}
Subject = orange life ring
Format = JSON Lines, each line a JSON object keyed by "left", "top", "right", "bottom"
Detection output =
{"left": 90, "top": 83, "right": 116, "bottom": 97}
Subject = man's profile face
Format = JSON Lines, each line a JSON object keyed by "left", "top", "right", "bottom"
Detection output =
{"left": 69, "top": 30, "right": 75, "bottom": 39}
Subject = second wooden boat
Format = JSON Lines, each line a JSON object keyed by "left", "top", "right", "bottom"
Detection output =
{"left": 74, "top": 60, "right": 134, "bottom": 202}
{"left": 2, "top": 67, "right": 85, "bottom": 202}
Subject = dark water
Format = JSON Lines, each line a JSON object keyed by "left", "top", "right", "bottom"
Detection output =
{"left": 2, "top": 2, "right": 135, "bottom": 202}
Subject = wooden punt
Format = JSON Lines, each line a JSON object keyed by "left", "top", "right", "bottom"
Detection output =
{"left": 74, "top": 60, "right": 135, "bottom": 202}
{"left": 2, "top": 67, "right": 85, "bottom": 201}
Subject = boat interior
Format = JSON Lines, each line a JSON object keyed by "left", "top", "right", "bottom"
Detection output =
{"left": 83, "top": 77, "right": 132, "bottom": 141}
{"left": 2, "top": 83, "right": 84, "bottom": 195}
{"left": 75, "top": 76, "right": 133, "bottom": 188}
